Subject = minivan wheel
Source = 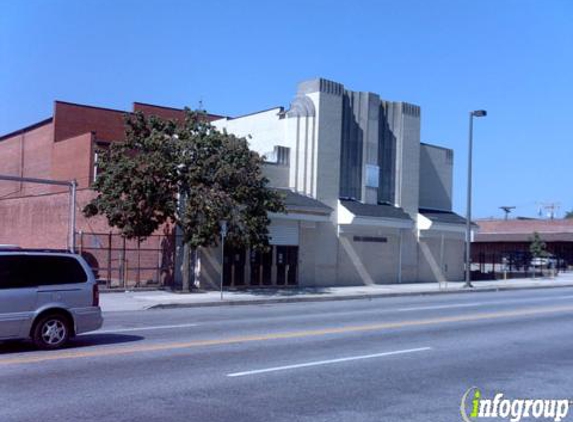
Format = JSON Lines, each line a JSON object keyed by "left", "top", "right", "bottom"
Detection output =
{"left": 32, "top": 314, "right": 71, "bottom": 350}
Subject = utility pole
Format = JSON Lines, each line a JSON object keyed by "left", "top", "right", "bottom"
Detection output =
{"left": 464, "top": 110, "right": 487, "bottom": 288}
{"left": 499, "top": 206, "right": 516, "bottom": 220}
{"left": 219, "top": 220, "right": 228, "bottom": 300}
{"left": 537, "top": 202, "right": 560, "bottom": 220}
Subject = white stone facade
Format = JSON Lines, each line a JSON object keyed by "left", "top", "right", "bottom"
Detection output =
{"left": 201, "top": 78, "right": 467, "bottom": 288}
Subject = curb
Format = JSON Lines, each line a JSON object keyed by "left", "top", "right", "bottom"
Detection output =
{"left": 146, "top": 283, "right": 573, "bottom": 310}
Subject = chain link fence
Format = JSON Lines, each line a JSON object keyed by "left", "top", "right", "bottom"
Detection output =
{"left": 471, "top": 246, "right": 570, "bottom": 280}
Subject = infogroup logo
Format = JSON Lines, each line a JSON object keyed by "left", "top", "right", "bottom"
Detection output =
{"left": 460, "top": 387, "right": 570, "bottom": 422}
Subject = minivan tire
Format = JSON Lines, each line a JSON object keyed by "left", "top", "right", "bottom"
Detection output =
{"left": 32, "top": 314, "right": 71, "bottom": 350}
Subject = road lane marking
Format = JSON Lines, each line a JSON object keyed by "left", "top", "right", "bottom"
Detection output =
{"left": 227, "top": 347, "right": 432, "bottom": 377}
{"left": 398, "top": 295, "right": 573, "bottom": 312}
{"left": 2, "top": 304, "right": 573, "bottom": 366}
{"left": 398, "top": 303, "right": 483, "bottom": 311}
{"left": 94, "top": 323, "right": 198, "bottom": 334}
{"left": 248, "top": 293, "right": 573, "bottom": 322}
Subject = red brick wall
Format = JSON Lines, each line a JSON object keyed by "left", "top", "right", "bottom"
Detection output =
{"left": 0, "top": 188, "right": 173, "bottom": 248}
{"left": 0, "top": 100, "right": 223, "bottom": 259}
{"left": 0, "top": 134, "right": 24, "bottom": 198}
{"left": 53, "top": 101, "right": 223, "bottom": 146}
{"left": 0, "top": 189, "right": 103, "bottom": 249}
{"left": 0, "top": 189, "right": 176, "bottom": 287}
{"left": 54, "top": 101, "right": 126, "bottom": 143}
{"left": 0, "top": 121, "right": 55, "bottom": 198}
{"left": 52, "top": 132, "right": 94, "bottom": 190}
{"left": 133, "top": 102, "right": 187, "bottom": 122}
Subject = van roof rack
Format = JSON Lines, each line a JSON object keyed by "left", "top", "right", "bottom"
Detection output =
{"left": 0, "top": 247, "right": 74, "bottom": 253}
{"left": 0, "top": 244, "right": 21, "bottom": 250}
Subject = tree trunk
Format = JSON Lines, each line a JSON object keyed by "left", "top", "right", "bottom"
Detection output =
{"left": 182, "top": 242, "right": 191, "bottom": 292}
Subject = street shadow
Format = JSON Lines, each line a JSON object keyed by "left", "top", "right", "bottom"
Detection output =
{"left": 227, "top": 287, "right": 332, "bottom": 297}
{"left": 0, "top": 333, "right": 144, "bottom": 355}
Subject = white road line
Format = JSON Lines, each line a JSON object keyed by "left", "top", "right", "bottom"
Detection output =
{"left": 227, "top": 347, "right": 432, "bottom": 377}
{"left": 95, "top": 323, "right": 198, "bottom": 334}
{"left": 398, "top": 303, "right": 483, "bottom": 311}
{"left": 398, "top": 295, "right": 573, "bottom": 312}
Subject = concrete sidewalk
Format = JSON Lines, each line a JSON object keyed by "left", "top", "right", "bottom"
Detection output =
{"left": 100, "top": 272, "right": 573, "bottom": 312}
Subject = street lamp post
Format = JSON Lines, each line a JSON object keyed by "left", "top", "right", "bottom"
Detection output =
{"left": 219, "top": 220, "right": 228, "bottom": 300}
{"left": 464, "top": 110, "right": 487, "bottom": 288}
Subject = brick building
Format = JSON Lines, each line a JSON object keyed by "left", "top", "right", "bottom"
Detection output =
{"left": 473, "top": 218, "right": 573, "bottom": 273}
{"left": 0, "top": 100, "right": 222, "bottom": 200}
{"left": 0, "top": 101, "right": 222, "bottom": 288}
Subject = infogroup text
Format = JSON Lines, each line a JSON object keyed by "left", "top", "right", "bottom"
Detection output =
{"left": 461, "top": 387, "right": 570, "bottom": 422}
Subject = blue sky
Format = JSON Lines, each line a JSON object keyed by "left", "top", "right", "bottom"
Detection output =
{"left": 1, "top": 0, "right": 571, "bottom": 218}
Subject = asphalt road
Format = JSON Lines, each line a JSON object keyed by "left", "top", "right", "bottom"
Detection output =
{"left": 2, "top": 288, "right": 573, "bottom": 422}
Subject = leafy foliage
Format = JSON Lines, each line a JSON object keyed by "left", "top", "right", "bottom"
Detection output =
{"left": 565, "top": 210, "right": 573, "bottom": 219}
{"left": 84, "top": 110, "right": 285, "bottom": 251}
{"left": 529, "top": 231, "right": 548, "bottom": 258}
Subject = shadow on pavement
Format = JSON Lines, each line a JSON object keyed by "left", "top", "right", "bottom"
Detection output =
{"left": 0, "top": 333, "right": 144, "bottom": 355}
{"left": 226, "top": 287, "right": 332, "bottom": 297}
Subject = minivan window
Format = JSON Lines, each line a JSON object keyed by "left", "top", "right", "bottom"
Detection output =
{"left": 0, "top": 256, "right": 27, "bottom": 289}
{"left": 0, "top": 255, "right": 87, "bottom": 288}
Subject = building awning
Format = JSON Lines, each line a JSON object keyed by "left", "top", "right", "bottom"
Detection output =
{"left": 338, "top": 199, "right": 414, "bottom": 229}
{"left": 269, "top": 189, "right": 332, "bottom": 222}
{"left": 419, "top": 208, "right": 468, "bottom": 225}
{"left": 418, "top": 208, "right": 470, "bottom": 234}
{"left": 276, "top": 188, "right": 332, "bottom": 213}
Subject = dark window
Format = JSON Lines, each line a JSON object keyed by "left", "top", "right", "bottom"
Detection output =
{"left": 223, "top": 246, "right": 246, "bottom": 287}
{"left": 353, "top": 236, "right": 388, "bottom": 243}
{"left": 0, "top": 256, "right": 28, "bottom": 289}
{"left": 339, "top": 93, "right": 363, "bottom": 200}
{"left": 249, "top": 249, "right": 273, "bottom": 286}
{"left": 0, "top": 255, "right": 87, "bottom": 288}
{"left": 378, "top": 103, "right": 396, "bottom": 205}
{"left": 276, "top": 246, "right": 298, "bottom": 286}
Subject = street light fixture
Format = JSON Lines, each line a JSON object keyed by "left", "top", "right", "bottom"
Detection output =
{"left": 464, "top": 109, "right": 487, "bottom": 288}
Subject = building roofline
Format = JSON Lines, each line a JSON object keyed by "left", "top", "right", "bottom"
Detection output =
{"left": 1, "top": 100, "right": 229, "bottom": 142}
{"left": 419, "top": 206, "right": 454, "bottom": 213}
{"left": 54, "top": 100, "right": 127, "bottom": 114}
{"left": 420, "top": 142, "right": 452, "bottom": 152}
{"left": 0, "top": 117, "right": 53, "bottom": 141}
{"left": 133, "top": 101, "right": 187, "bottom": 112}
{"left": 133, "top": 101, "right": 227, "bottom": 119}
{"left": 225, "top": 106, "right": 284, "bottom": 121}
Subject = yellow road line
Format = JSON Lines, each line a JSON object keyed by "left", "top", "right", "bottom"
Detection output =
{"left": 2, "top": 304, "right": 573, "bottom": 366}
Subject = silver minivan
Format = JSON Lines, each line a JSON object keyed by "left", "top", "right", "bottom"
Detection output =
{"left": 0, "top": 249, "right": 103, "bottom": 349}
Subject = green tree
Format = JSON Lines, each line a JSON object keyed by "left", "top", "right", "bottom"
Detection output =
{"left": 565, "top": 210, "right": 573, "bottom": 219}
{"left": 529, "top": 231, "right": 548, "bottom": 260}
{"left": 84, "top": 110, "right": 285, "bottom": 291}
